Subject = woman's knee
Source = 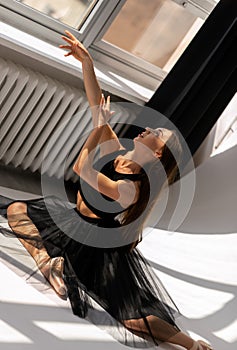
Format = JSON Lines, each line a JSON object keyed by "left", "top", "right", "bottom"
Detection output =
{"left": 123, "top": 318, "right": 143, "bottom": 331}
{"left": 123, "top": 316, "right": 157, "bottom": 333}
{"left": 7, "top": 202, "right": 27, "bottom": 222}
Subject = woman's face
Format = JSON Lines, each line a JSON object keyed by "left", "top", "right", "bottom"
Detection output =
{"left": 134, "top": 127, "right": 172, "bottom": 159}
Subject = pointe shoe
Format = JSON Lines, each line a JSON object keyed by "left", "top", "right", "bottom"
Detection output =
{"left": 47, "top": 257, "right": 68, "bottom": 298}
{"left": 36, "top": 254, "right": 67, "bottom": 298}
{"left": 190, "top": 340, "right": 213, "bottom": 350}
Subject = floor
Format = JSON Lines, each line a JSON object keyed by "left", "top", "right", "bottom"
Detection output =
{"left": 0, "top": 185, "right": 236, "bottom": 350}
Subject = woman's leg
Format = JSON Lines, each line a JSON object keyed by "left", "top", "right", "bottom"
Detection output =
{"left": 7, "top": 202, "right": 67, "bottom": 297}
{"left": 123, "top": 316, "right": 213, "bottom": 349}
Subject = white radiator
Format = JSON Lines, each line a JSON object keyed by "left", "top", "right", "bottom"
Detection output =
{"left": 0, "top": 58, "right": 134, "bottom": 182}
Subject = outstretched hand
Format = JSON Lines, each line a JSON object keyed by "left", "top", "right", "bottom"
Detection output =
{"left": 59, "top": 30, "right": 92, "bottom": 62}
{"left": 93, "top": 95, "right": 115, "bottom": 128}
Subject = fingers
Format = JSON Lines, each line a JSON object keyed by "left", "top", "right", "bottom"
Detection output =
{"left": 99, "top": 95, "right": 115, "bottom": 121}
{"left": 60, "top": 33, "right": 85, "bottom": 58}
{"left": 64, "top": 30, "right": 77, "bottom": 41}
{"left": 100, "top": 95, "right": 110, "bottom": 111}
{"left": 61, "top": 35, "right": 73, "bottom": 44}
{"left": 61, "top": 30, "right": 78, "bottom": 44}
{"left": 59, "top": 45, "right": 71, "bottom": 50}
{"left": 59, "top": 44, "right": 72, "bottom": 56}
{"left": 106, "top": 95, "right": 110, "bottom": 111}
{"left": 100, "top": 94, "right": 105, "bottom": 106}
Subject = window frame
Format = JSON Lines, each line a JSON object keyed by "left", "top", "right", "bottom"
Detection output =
{"left": 0, "top": 0, "right": 219, "bottom": 92}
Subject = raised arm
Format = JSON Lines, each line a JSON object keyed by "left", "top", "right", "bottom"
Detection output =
{"left": 60, "top": 30, "right": 101, "bottom": 109}
{"left": 72, "top": 96, "right": 113, "bottom": 174}
{"left": 60, "top": 31, "right": 123, "bottom": 155}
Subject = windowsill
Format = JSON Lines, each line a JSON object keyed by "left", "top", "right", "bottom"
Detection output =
{"left": 0, "top": 22, "right": 154, "bottom": 104}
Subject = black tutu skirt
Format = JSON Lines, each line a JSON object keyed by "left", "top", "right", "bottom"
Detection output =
{"left": 0, "top": 194, "right": 180, "bottom": 348}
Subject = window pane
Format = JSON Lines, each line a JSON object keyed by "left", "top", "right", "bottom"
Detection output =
{"left": 20, "top": 0, "right": 97, "bottom": 28}
{"left": 103, "top": 0, "right": 205, "bottom": 72}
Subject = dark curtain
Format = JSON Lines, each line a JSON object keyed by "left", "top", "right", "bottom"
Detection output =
{"left": 124, "top": 0, "right": 237, "bottom": 156}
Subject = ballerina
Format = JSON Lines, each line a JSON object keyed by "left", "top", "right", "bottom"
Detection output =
{"left": 0, "top": 30, "right": 214, "bottom": 350}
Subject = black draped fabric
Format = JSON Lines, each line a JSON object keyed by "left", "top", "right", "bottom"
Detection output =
{"left": 0, "top": 153, "right": 181, "bottom": 347}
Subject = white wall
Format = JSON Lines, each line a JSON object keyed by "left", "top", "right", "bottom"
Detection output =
{"left": 156, "top": 144, "right": 237, "bottom": 234}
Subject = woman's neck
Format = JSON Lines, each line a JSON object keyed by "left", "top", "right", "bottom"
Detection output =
{"left": 121, "top": 150, "right": 147, "bottom": 172}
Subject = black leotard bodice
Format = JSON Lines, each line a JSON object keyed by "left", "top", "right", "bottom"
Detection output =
{"left": 77, "top": 150, "right": 145, "bottom": 220}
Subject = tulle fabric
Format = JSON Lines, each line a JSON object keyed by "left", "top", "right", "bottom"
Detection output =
{"left": 0, "top": 194, "right": 180, "bottom": 348}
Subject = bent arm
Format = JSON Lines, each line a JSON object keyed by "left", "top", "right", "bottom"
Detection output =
{"left": 72, "top": 124, "right": 104, "bottom": 175}
{"left": 74, "top": 155, "right": 139, "bottom": 209}
{"left": 73, "top": 134, "right": 138, "bottom": 209}
{"left": 73, "top": 96, "right": 124, "bottom": 173}
{"left": 73, "top": 100, "right": 139, "bottom": 208}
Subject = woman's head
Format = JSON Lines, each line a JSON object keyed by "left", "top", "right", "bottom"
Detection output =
{"left": 134, "top": 127, "right": 172, "bottom": 161}
{"left": 134, "top": 127, "right": 182, "bottom": 183}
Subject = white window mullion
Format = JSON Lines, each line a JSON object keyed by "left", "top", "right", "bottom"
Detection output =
{"left": 91, "top": 40, "right": 166, "bottom": 89}
{"left": 81, "top": 0, "right": 126, "bottom": 46}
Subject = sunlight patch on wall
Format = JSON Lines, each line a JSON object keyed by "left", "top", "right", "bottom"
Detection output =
{"left": 33, "top": 321, "right": 113, "bottom": 341}
{"left": 211, "top": 93, "right": 237, "bottom": 157}
{"left": 213, "top": 319, "right": 237, "bottom": 343}
{"left": 0, "top": 319, "right": 32, "bottom": 343}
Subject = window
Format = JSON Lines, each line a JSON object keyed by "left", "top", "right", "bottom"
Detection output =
{"left": 90, "top": 0, "right": 220, "bottom": 88}
{"left": 19, "top": 0, "right": 97, "bottom": 28}
{"left": 0, "top": 0, "right": 220, "bottom": 91}
{"left": 102, "top": 0, "right": 203, "bottom": 73}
